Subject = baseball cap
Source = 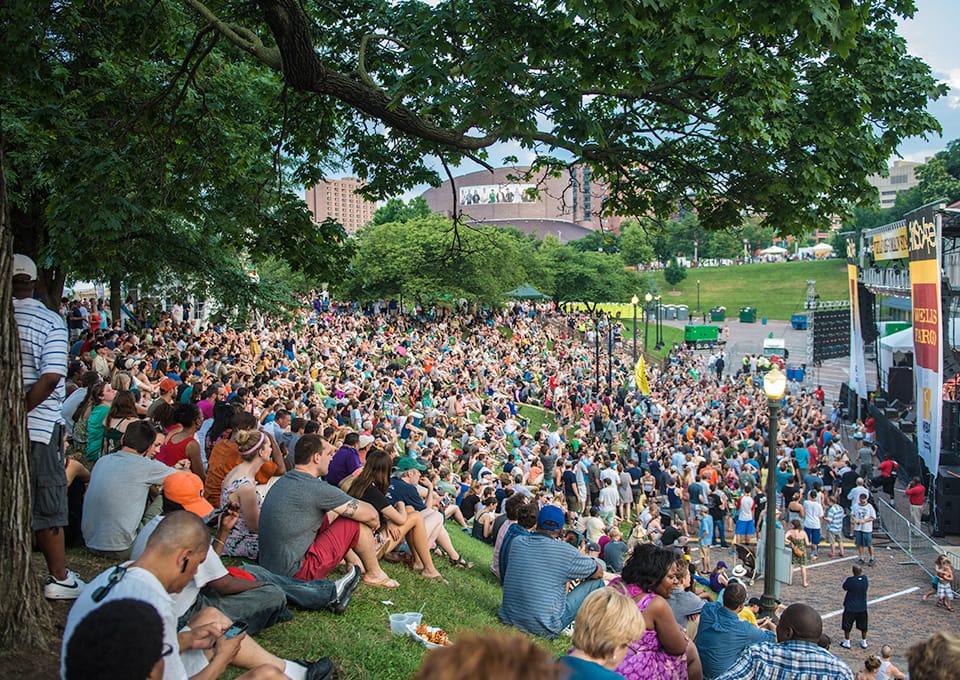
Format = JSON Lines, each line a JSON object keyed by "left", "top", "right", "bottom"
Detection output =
{"left": 358, "top": 434, "right": 375, "bottom": 448}
{"left": 537, "top": 504, "right": 566, "bottom": 531}
{"left": 159, "top": 378, "right": 177, "bottom": 393}
{"left": 162, "top": 472, "right": 213, "bottom": 518}
{"left": 395, "top": 457, "right": 426, "bottom": 472}
{"left": 12, "top": 254, "right": 37, "bottom": 280}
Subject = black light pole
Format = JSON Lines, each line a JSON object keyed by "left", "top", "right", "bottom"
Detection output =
{"left": 655, "top": 295, "right": 663, "bottom": 349}
{"left": 696, "top": 280, "right": 701, "bottom": 313}
{"left": 594, "top": 313, "right": 601, "bottom": 394}
{"left": 760, "top": 367, "right": 787, "bottom": 619}
{"left": 631, "top": 295, "right": 639, "bottom": 362}
{"left": 644, "top": 292, "right": 652, "bottom": 350}
{"left": 607, "top": 313, "right": 613, "bottom": 391}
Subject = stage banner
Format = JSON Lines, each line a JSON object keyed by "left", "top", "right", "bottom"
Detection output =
{"left": 907, "top": 202, "right": 943, "bottom": 477}
{"left": 847, "top": 238, "right": 868, "bottom": 399}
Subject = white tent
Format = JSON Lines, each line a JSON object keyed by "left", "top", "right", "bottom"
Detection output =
{"left": 812, "top": 242, "right": 833, "bottom": 252}
{"left": 759, "top": 245, "right": 788, "bottom": 255}
{"left": 878, "top": 327, "right": 912, "bottom": 392}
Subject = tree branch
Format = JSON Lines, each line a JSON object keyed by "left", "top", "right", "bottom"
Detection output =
{"left": 183, "top": 0, "right": 281, "bottom": 69}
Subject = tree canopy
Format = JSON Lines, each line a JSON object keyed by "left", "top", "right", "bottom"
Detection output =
{"left": 182, "top": 0, "right": 943, "bottom": 235}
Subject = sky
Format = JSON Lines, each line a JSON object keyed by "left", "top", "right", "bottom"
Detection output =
{"left": 895, "top": 0, "right": 960, "bottom": 162}
{"left": 357, "top": 0, "right": 960, "bottom": 199}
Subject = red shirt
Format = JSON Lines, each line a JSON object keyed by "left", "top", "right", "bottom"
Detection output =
{"left": 878, "top": 459, "right": 898, "bottom": 478}
{"left": 906, "top": 484, "right": 925, "bottom": 506}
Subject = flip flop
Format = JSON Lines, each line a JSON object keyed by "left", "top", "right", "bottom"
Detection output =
{"left": 363, "top": 575, "right": 399, "bottom": 588}
{"left": 449, "top": 556, "right": 474, "bottom": 569}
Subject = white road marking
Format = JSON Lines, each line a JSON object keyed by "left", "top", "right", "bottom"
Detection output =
{"left": 792, "top": 555, "right": 858, "bottom": 571}
{"left": 821, "top": 587, "right": 920, "bottom": 619}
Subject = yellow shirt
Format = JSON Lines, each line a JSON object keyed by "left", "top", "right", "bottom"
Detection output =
{"left": 739, "top": 607, "right": 758, "bottom": 625}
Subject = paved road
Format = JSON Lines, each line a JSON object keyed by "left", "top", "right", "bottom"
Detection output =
{"left": 661, "top": 316, "right": 875, "bottom": 402}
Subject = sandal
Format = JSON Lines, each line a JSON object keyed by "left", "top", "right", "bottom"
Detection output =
{"left": 449, "top": 556, "right": 474, "bottom": 569}
{"left": 363, "top": 575, "right": 400, "bottom": 588}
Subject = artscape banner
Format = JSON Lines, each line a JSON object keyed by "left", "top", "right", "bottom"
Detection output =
{"left": 847, "top": 237, "right": 868, "bottom": 400}
{"left": 870, "top": 222, "right": 909, "bottom": 261}
{"left": 906, "top": 202, "right": 943, "bottom": 477}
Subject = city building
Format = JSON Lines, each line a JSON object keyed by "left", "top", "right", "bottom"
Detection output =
{"left": 304, "top": 177, "right": 378, "bottom": 234}
{"left": 420, "top": 165, "right": 621, "bottom": 241}
{"left": 867, "top": 159, "right": 926, "bottom": 210}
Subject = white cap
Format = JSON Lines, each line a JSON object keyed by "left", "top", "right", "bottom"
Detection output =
{"left": 358, "top": 434, "right": 375, "bottom": 448}
{"left": 13, "top": 254, "right": 37, "bottom": 280}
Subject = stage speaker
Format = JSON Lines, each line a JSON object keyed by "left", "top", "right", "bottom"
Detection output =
{"left": 944, "top": 401, "right": 960, "bottom": 457}
{"left": 874, "top": 397, "right": 888, "bottom": 409}
{"left": 887, "top": 366, "right": 913, "bottom": 405}
{"left": 939, "top": 472, "right": 960, "bottom": 497}
{"left": 899, "top": 421, "right": 916, "bottom": 434}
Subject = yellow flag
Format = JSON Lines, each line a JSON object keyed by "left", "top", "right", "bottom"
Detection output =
{"left": 635, "top": 355, "right": 650, "bottom": 396}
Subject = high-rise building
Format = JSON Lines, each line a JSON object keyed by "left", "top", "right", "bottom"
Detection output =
{"left": 304, "top": 177, "right": 378, "bottom": 234}
{"left": 867, "top": 159, "right": 926, "bottom": 210}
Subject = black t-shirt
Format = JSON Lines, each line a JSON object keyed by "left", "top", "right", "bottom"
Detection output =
{"left": 562, "top": 470, "right": 577, "bottom": 496}
{"left": 707, "top": 492, "right": 723, "bottom": 520}
{"left": 360, "top": 484, "right": 391, "bottom": 527}
{"left": 662, "top": 525, "right": 681, "bottom": 546}
{"left": 461, "top": 493, "right": 480, "bottom": 521}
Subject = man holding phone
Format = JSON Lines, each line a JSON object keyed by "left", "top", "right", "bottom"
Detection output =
{"left": 62, "top": 512, "right": 334, "bottom": 680}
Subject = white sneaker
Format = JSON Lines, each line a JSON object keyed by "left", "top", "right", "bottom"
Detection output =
{"left": 560, "top": 623, "right": 574, "bottom": 637}
{"left": 44, "top": 570, "right": 85, "bottom": 600}
{"left": 840, "top": 640, "right": 851, "bottom": 649}
{"left": 860, "top": 640, "right": 868, "bottom": 649}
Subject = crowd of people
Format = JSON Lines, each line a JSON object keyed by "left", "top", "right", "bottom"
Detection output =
{"left": 10, "top": 252, "right": 955, "bottom": 679}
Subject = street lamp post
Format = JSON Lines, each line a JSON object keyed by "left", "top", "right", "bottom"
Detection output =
{"left": 607, "top": 314, "right": 613, "bottom": 391}
{"left": 654, "top": 295, "right": 663, "bottom": 349}
{"left": 760, "top": 366, "right": 787, "bottom": 619}
{"left": 696, "top": 280, "right": 701, "bottom": 313}
{"left": 644, "top": 292, "right": 652, "bottom": 350}
{"left": 594, "top": 314, "right": 601, "bottom": 394}
{"left": 631, "top": 295, "right": 639, "bottom": 362}
{"left": 743, "top": 239, "right": 749, "bottom": 262}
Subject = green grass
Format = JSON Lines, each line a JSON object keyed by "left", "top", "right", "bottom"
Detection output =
{"left": 575, "top": 259, "right": 847, "bottom": 321}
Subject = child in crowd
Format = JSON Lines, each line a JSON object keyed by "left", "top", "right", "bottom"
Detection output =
{"left": 935, "top": 555, "right": 955, "bottom": 612}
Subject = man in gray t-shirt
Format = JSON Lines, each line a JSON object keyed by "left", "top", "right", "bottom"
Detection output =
{"left": 82, "top": 421, "right": 177, "bottom": 558}
{"left": 258, "top": 434, "right": 395, "bottom": 586}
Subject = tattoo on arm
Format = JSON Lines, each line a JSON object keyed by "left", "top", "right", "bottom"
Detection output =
{"left": 340, "top": 499, "right": 360, "bottom": 518}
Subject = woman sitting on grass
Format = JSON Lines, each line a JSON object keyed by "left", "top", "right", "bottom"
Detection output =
{"left": 348, "top": 448, "right": 446, "bottom": 582}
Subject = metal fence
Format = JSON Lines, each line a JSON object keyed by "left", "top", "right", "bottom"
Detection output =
{"left": 875, "top": 496, "right": 960, "bottom": 595}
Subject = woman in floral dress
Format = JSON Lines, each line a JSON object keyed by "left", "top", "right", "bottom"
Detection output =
{"left": 607, "top": 543, "right": 703, "bottom": 680}
{"left": 219, "top": 429, "right": 271, "bottom": 559}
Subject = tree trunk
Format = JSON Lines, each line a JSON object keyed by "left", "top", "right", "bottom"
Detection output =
{"left": 0, "top": 120, "right": 53, "bottom": 649}
{"left": 110, "top": 274, "right": 122, "bottom": 324}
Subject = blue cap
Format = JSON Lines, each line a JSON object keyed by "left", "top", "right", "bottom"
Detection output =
{"left": 537, "top": 505, "right": 565, "bottom": 531}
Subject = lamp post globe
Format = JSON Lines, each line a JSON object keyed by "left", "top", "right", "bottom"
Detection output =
{"left": 644, "top": 293, "right": 652, "bottom": 350}
{"left": 760, "top": 366, "right": 787, "bottom": 619}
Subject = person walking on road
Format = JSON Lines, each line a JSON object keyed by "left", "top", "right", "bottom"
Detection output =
{"left": 840, "top": 564, "right": 869, "bottom": 649}
{"left": 905, "top": 477, "right": 926, "bottom": 530}
{"left": 851, "top": 494, "right": 876, "bottom": 566}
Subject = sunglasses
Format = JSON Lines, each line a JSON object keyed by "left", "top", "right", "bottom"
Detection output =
{"left": 91, "top": 565, "right": 127, "bottom": 603}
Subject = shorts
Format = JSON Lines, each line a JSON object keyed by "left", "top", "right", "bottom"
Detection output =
{"left": 735, "top": 518, "right": 756, "bottom": 536}
{"left": 825, "top": 529, "right": 843, "bottom": 545}
{"left": 668, "top": 507, "right": 686, "bottom": 523}
{"left": 854, "top": 531, "right": 873, "bottom": 548}
{"left": 294, "top": 515, "right": 360, "bottom": 581}
{"left": 841, "top": 609, "right": 868, "bottom": 633}
{"left": 698, "top": 544, "right": 711, "bottom": 563}
{"left": 938, "top": 581, "right": 955, "bottom": 600}
{"left": 566, "top": 495, "right": 581, "bottom": 513}
{"left": 804, "top": 527, "right": 821, "bottom": 546}
{"left": 31, "top": 424, "right": 68, "bottom": 531}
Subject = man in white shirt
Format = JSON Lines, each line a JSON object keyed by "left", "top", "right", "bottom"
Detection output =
{"left": 851, "top": 494, "right": 877, "bottom": 566}
{"left": 62, "top": 512, "right": 332, "bottom": 680}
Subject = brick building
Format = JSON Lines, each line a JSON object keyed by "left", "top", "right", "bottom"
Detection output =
{"left": 304, "top": 177, "right": 378, "bottom": 234}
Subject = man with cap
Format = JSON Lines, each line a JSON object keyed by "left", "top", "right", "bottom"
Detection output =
{"left": 695, "top": 582, "right": 776, "bottom": 679}
{"left": 147, "top": 377, "right": 179, "bottom": 419}
{"left": 714, "top": 603, "right": 853, "bottom": 679}
{"left": 325, "top": 432, "right": 373, "bottom": 488}
{"left": 388, "top": 456, "right": 474, "bottom": 569}
{"left": 13, "top": 253, "right": 85, "bottom": 599}
{"left": 499, "top": 505, "right": 605, "bottom": 638}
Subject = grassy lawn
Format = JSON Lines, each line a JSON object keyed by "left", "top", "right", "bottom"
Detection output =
{"left": 574, "top": 259, "right": 847, "bottom": 321}
{"left": 56, "top": 530, "right": 564, "bottom": 680}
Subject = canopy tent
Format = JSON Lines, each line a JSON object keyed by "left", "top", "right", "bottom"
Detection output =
{"left": 811, "top": 243, "right": 833, "bottom": 252}
{"left": 878, "top": 326, "right": 913, "bottom": 392}
{"left": 759, "top": 245, "right": 788, "bottom": 255}
{"left": 505, "top": 283, "right": 551, "bottom": 300}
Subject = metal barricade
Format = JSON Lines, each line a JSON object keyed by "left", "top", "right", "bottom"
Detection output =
{"left": 875, "top": 496, "right": 960, "bottom": 595}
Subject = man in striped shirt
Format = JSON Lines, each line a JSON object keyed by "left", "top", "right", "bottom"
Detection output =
{"left": 13, "top": 254, "right": 85, "bottom": 599}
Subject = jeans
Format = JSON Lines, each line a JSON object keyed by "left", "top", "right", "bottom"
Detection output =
{"left": 560, "top": 578, "right": 606, "bottom": 630}
{"left": 242, "top": 564, "right": 337, "bottom": 611}
{"left": 712, "top": 517, "right": 728, "bottom": 546}
{"left": 178, "top": 581, "right": 291, "bottom": 635}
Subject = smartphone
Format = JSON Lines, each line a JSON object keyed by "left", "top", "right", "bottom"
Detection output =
{"left": 223, "top": 621, "right": 247, "bottom": 639}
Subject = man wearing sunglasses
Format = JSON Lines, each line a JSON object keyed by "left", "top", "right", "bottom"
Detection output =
{"left": 62, "top": 511, "right": 334, "bottom": 680}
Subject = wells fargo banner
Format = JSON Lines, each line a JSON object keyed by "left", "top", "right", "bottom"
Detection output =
{"left": 847, "top": 238, "right": 868, "bottom": 399}
{"left": 906, "top": 202, "right": 943, "bottom": 477}
{"left": 870, "top": 222, "right": 909, "bottom": 261}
